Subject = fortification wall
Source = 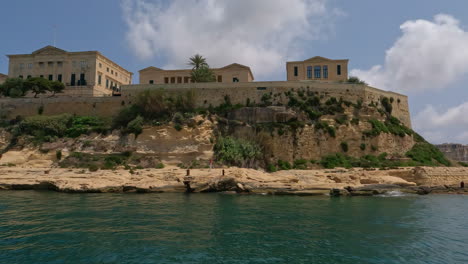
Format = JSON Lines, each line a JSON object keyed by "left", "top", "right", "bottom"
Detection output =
{"left": 0, "top": 81, "right": 411, "bottom": 128}
{"left": 0, "top": 97, "right": 124, "bottom": 118}
{"left": 123, "top": 81, "right": 411, "bottom": 127}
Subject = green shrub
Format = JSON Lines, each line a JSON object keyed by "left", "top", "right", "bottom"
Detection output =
{"left": 88, "top": 164, "right": 99, "bottom": 172}
{"left": 320, "top": 153, "right": 352, "bottom": 169}
{"left": 406, "top": 143, "right": 451, "bottom": 166}
{"left": 293, "top": 159, "right": 308, "bottom": 170}
{"left": 381, "top": 97, "right": 393, "bottom": 114}
{"left": 277, "top": 160, "right": 292, "bottom": 170}
{"left": 340, "top": 142, "right": 349, "bottom": 152}
{"left": 126, "top": 115, "right": 144, "bottom": 135}
{"left": 56, "top": 150, "right": 62, "bottom": 161}
{"left": 335, "top": 116, "right": 348, "bottom": 125}
{"left": 156, "top": 163, "right": 165, "bottom": 169}
{"left": 360, "top": 143, "right": 366, "bottom": 151}
{"left": 459, "top": 162, "right": 468, "bottom": 167}
{"left": 266, "top": 164, "right": 277, "bottom": 172}
{"left": 213, "top": 136, "right": 262, "bottom": 167}
{"left": 371, "top": 145, "right": 378, "bottom": 151}
{"left": 174, "top": 124, "right": 183, "bottom": 131}
{"left": 351, "top": 118, "right": 359, "bottom": 125}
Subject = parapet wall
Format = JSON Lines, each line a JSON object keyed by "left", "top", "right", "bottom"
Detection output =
{"left": 122, "top": 81, "right": 411, "bottom": 128}
{"left": 0, "top": 97, "right": 124, "bottom": 118}
{"left": 0, "top": 81, "right": 411, "bottom": 128}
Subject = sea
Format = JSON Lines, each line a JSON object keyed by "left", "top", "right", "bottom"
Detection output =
{"left": 0, "top": 191, "right": 467, "bottom": 264}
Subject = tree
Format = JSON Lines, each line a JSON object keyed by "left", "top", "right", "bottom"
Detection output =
{"left": 347, "top": 76, "right": 368, "bottom": 85}
{"left": 188, "top": 54, "right": 208, "bottom": 70}
{"left": 0, "top": 78, "right": 26, "bottom": 97}
{"left": 190, "top": 65, "right": 216, "bottom": 83}
{"left": 24, "top": 77, "right": 51, "bottom": 98}
{"left": 50, "top": 81, "right": 65, "bottom": 96}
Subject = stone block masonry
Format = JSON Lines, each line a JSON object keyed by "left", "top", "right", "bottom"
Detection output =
{"left": 0, "top": 81, "right": 411, "bottom": 128}
{"left": 122, "top": 81, "right": 411, "bottom": 128}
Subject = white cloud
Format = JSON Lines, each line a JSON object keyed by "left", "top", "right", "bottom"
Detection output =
{"left": 413, "top": 102, "right": 468, "bottom": 144}
{"left": 121, "top": 0, "right": 338, "bottom": 79}
{"left": 351, "top": 14, "right": 468, "bottom": 93}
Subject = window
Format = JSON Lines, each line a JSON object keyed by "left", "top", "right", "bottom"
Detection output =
{"left": 164, "top": 77, "right": 169, "bottom": 84}
{"left": 48, "top": 75, "right": 53, "bottom": 81}
{"left": 116, "top": 72, "right": 118, "bottom": 77}
{"left": 111, "top": 70, "right": 114, "bottom": 74}
{"left": 19, "top": 63, "right": 24, "bottom": 70}
{"left": 314, "top": 66, "right": 321, "bottom": 78}
{"left": 217, "top": 75, "right": 223, "bottom": 82}
{"left": 177, "top": 77, "right": 182, "bottom": 83}
{"left": 72, "top": 61, "right": 77, "bottom": 67}
{"left": 106, "top": 67, "right": 109, "bottom": 72}
{"left": 80, "top": 61, "right": 87, "bottom": 68}
{"left": 171, "top": 77, "right": 175, "bottom": 84}
{"left": 233, "top": 77, "right": 239, "bottom": 83}
{"left": 307, "top": 66, "right": 312, "bottom": 79}
{"left": 149, "top": 80, "right": 154, "bottom": 84}
{"left": 106, "top": 79, "right": 109, "bottom": 88}
{"left": 57, "top": 61, "right": 63, "bottom": 68}
{"left": 294, "top": 66, "right": 298, "bottom": 77}
{"left": 19, "top": 75, "right": 23, "bottom": 79}
{"left": 184, "top": 77, "right": 190, "bottom": 83}
{"left": 337, "top": 65, "right": 341, "bottom": 75}
{"left": 48, "top": 62, "right": 54, "bottom": 67}
{"left": 323, "top": 65, "right": 328, "bottom": 79}
{"left": 27, "top": 63, "right": 33, "bottom": 69}
{"left": 27, "top": 75, "right": 31, "bottom": 79}
{"left": 111, "top": 81, "right": 114, "bottom": 88}
{"left": 58, "top": 74, "right": 62, "bottom": 82}
{"left": 39, "top": 62, "right": 45, "bottom": 68}
{"left": 79, "top": 73, "right": 85, "bottom": 85}
{"left": 98, "top": 75, "right": 102, "bottom": 85}
{"left": 71, "top": 74, "right": 76, "bottom": 86}
{"left": 99, "top": 63, "right": 102, "bottom": 68}
{"left": 40, "top": 75, "right": 44, "bottom": 78}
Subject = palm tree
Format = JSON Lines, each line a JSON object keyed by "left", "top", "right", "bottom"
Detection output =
{"left": 188, "top": 54, "right": 208, "bottom": 70}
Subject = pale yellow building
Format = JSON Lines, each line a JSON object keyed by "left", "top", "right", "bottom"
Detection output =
{"left": 286, "top": 56, "right": 348, "bottom": 82}
{"left": 7, "top": 46, "right": 133, "bottom": 96}
{"left": 0, "top": 73, "right": 7, "bottom": 84}
{"left": 139, "top": 63, "right": 254, "bottom": 84}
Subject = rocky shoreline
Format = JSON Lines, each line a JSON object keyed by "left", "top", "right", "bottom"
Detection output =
{"left": 1, "top": 166, "right": 467, "bottom": 196}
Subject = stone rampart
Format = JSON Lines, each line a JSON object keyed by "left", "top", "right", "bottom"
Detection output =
{"left": 0, "top": 81, "right": 411, "bottom": 128}
{"left": 122, "top": 81, "right": 411, "bottom": 127}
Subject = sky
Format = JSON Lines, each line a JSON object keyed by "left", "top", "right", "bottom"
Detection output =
{"left": 1, "top": 0, "right": 468, "bottom": 144}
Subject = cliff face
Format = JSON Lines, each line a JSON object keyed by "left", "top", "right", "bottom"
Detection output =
{"left": 222, "top": 105, "right": 416, "bottom": 165}
{"left": 436, "top": 144, "right": 468, "bottom": 162}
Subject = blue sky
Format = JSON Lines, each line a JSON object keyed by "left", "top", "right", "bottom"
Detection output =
{"left": 2, "top": 0, "right": 468, "bottom": 144}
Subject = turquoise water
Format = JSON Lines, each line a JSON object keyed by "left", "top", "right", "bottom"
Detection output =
{"left": 0, "top": 192, "right": 467, "bottom": 264}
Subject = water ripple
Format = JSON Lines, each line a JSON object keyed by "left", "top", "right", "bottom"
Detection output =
{"left": 0, "top": 192, "right": 467, "bottom": 263}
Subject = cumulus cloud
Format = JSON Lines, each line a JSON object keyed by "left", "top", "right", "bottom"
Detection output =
{"left": 121, "top": 0, "right": 338, "bottom": 79}
{"left": 413, "top": 102, "right": 468, "bottom": 144}
{"left": 351, "top": 14, "right": 468, "bottom": 93}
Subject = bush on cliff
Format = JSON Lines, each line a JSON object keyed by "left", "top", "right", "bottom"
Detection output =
{"left": 214, "top": 136, "right": 262, "bottom": 168}
{"left": 14, "top": 114, "right": 110, "bottom": 142}
{"left": 405, "top": 143, "right": 451, "bottom": 166}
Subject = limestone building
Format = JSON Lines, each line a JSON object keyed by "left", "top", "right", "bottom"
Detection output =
{"left": 0, "top": 73, "right": 7, "bottom": 84}
{"left": 7, "top": 46, "right": 133, "bottom": 96}
{"left": 139, "top": 63, "right": 254, "bottom": 84}
{"left": 286, "top": 56, "right": 348, "bottom": 82}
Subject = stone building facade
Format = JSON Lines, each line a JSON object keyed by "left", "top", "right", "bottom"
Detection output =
{"left": 139, "top": 63, "right": 254, "bottom": 85}
{"left": 7, "top": 46, "right": 133, "bottom": 96}
{"left": 286, "top": 56, "right": 348, "bottom": 82}
{"left": 0, "top": 73, "right": 7, "bottom": 84}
